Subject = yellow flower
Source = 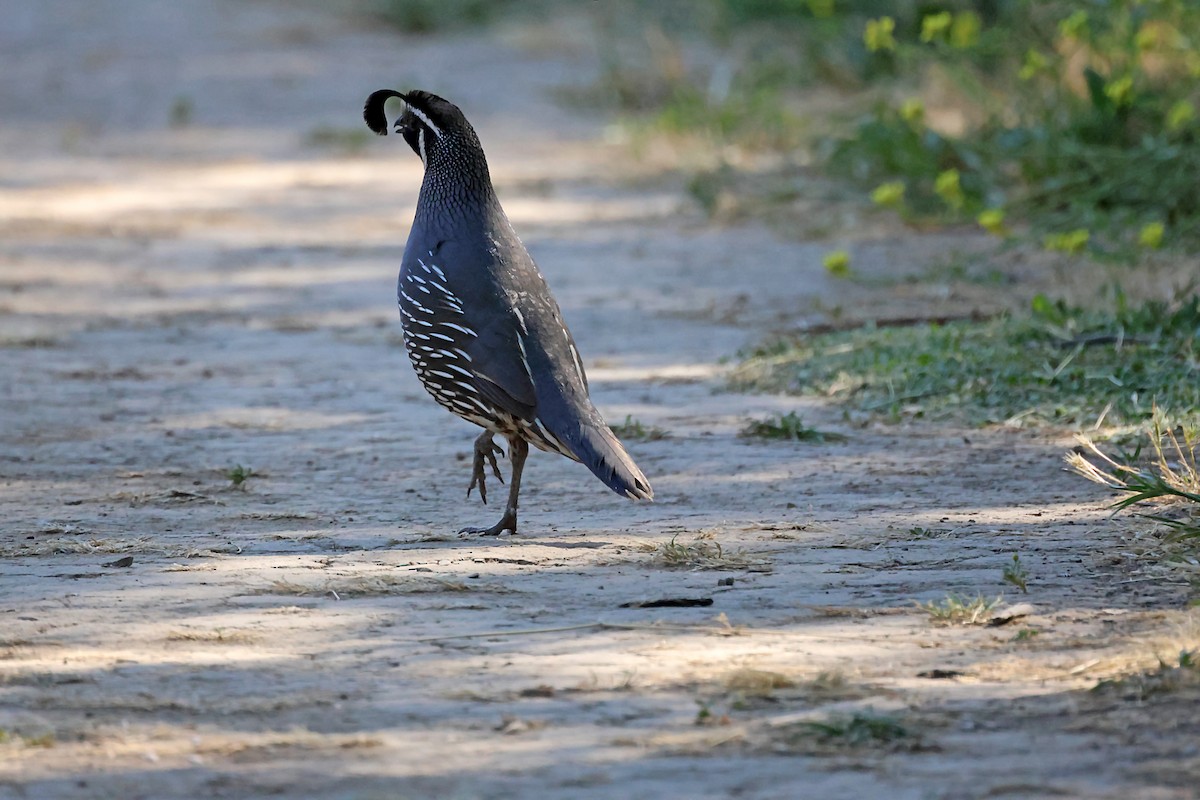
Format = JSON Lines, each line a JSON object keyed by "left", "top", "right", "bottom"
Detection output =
{"left": 823, "top": 250, "right": 851, "bottom": 278}
{"left": 806, "top": 0, "right": 835, "bottom": 19}
{"left": 1019, "top": 49, "right": 1048, "bottom": 81}
{"left": 920, "top": 11, "right": 952, "bottom": 43}
{"left": 1167, "top": 100, "right": 1195, "bottom": 132}
{"left": 1059, "top": 10, "right": 1089, "bottom": 40}
{"left": 1043, "top": 229, "right": 1089, "bottom": 254}
{"left": 900, "top": 98, "right": 925, "bottom": 126}
{"left": 1138, "top": 222, "right": 1164, "bottom": 249}
{"left": 1135, "top": 24, "right": 1159, "bottom": 51}
{"left": 871, "top": 181, "right": 906, "bottom": 208}
{"left": 1104, "top": 75, "right": 1134, "bottom": 107}
{"left": 934, "top": 169, "right": 964, "bottom": 211}
{"left": 977, "top": 209, "right": 1007, "bottom": 236}
{"left": 950, "top": 12, "right": 981, "bottom": 48}
{"left": 864, "top": 17, "right": 896, "bottom": 52}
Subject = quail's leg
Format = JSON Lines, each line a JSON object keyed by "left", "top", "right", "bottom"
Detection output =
{"left": 466, "top": 431, "right": 504, "bottom": 505}
{"left": 460, "top": 436, "right": 528, "bottom": 537}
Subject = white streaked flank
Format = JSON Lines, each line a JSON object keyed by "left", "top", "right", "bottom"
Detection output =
{"left": 440, "top": 322, "right": 476, "bottom": 337}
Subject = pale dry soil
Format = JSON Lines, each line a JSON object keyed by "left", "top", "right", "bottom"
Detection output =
{"left": 1, "top": 2, "right": 1197, "bottom": 799}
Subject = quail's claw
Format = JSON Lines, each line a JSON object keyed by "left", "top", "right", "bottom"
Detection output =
{"left": 486, "top": 442, "right": 504, "bottom": 480}
{"left": 466, "top": 471, "right": 486, "bottom": 505}
{"left": 467, "top": 434, "right": 505, "bottom": 505}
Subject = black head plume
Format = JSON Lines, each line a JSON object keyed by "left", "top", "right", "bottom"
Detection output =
{"left": 362, "top": 89, "right": 488, "bottom": 183}
{"left": 364, "top": 89, "right": 406, "bottom": 136}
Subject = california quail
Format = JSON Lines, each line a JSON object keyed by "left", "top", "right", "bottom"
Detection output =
{"left": 363, "top": 89, "right": 653, "bottom": 536}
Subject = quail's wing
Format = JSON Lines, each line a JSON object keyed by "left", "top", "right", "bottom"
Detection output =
{"left": 399, "top": 246, "right": 537, "bottom": 422}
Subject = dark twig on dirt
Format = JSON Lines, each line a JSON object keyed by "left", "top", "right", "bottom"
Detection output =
{"left": 619, "top": 597, "right": 714, "bottom": 608}
{"left": 788, "top": 310, "right": 999, "bottom": 337}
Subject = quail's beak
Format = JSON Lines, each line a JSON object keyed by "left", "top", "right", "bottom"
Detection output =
{"left": 392, "top": 97, "right": 410, "bottom": 134}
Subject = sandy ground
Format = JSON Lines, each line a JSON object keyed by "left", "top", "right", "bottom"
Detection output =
{"left": 2, "top": 2, "right": 1198, "bottom": 798}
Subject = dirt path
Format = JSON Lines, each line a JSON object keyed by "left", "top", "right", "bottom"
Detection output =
{"left": 1, "top": 2, "right": 1196, "bottom": 798}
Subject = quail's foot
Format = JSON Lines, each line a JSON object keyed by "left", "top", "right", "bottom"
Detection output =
{"left": 458, "top": 509, "right": 517, "bottom": 537}
{"left": 466, "top": 432, "right": 504, "bottom": 505}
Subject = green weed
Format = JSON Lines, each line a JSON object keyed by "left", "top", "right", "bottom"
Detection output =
{"left": 227, "top": 464, "right": 255, "bottom": 488}
{"left": 1012, "top": 627, "right": 1039, "bottom": 642}
{"left": 908, "top": 526, "right": 951, "bottom": 539}
{"left": 1002, "top": 553, "right": 1029, "bottom": 594}
{"left": 792, "top": 711, "right": 912, "bottom": 748}
{"left": 609, "top": 415, "right": 669, "bottom": 442}
{"left": 741, "top": 411, "right": 848, "bottom": 442}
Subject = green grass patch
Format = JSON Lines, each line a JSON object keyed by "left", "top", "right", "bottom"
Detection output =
{"left": 740, "top": 411, "right": 848, "bottom": 442}
{"left": 609, "top": 415, "right": 669, "bottom": 442}
{"left": 732, "top": 294, "right": 1200, "bottom": 428}
{"left": 1012, "top": 627, "right": 1040, "bottom": 643}
{"left": 788, "top": 711, "right": 914, "bottom": 749}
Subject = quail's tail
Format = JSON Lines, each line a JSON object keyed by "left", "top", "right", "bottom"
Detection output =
{"left": 567, "top": 420, "right": 654, "bottom": 501}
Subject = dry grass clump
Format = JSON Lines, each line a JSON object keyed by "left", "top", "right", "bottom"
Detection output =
{"left": 920, "top": 593, "right": 1003, "bottom": 625}
{"left": 699, "top": 668, "right": 879, "bottom": 727}
{"left": 1068, "top": 412, "right": 1200, "bottom": 577}
{"left": 723, "top": 668, "right": 796, "bottom": 696}
{"left": 0, "top": 536, "right": 148, "bottom": 558}
{"left": 641, "top": 536, "right": 772, "bottom": 572}
{"left": 723, "top": 669, "right": 875, "bottom": 703}
{"left": 1092, "top": 648, "right": 1200, "bottom": 702}
{"left": 0, "top": 729, "right": 56, "bottom": 748}
{"left": 1069, "top": 414, "right": 1200, "bottom": 510}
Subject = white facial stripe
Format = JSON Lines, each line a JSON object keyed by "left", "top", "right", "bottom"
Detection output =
{"left": 406, "top": 105, "right": 443, "bottom": 138}
{"left": 390, "top": 100, "right": 443, "bottom": 140}
{"left": 417, "top": 127, "right": 427, "bottom": 166}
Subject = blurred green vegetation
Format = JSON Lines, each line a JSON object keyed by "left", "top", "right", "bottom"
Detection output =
{"left": 573, "top": 0, "right": 1200, "bottom": 252}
